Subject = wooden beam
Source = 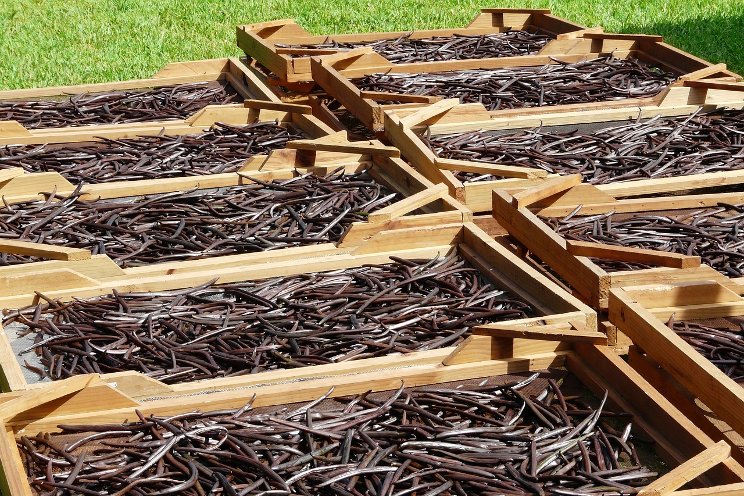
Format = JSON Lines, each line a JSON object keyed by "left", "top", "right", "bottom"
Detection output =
{"left": 0, "top": 375, "right": 99, "bottom": 421}
{"left": 0, "top": 168, "right": 24, "bottom": 183}
{"left": 243, "top": 99, "right": 312, "bottom": 114}
{"left": 511, "top": 174, "right": 582, "bottom": 208}
{"left": 367, "top": 183, "right": 448, "bottom": 222}
{"left": 287, "top": 137, "right": 400, "bottom": 157}
{"left": 684, "top": 80, "right": 744, "bottom": 91}
{"left": 360, "top": 91, "right": 441, "bottom": 103}
{"left": 436, "top": 157, "right": 547, "bottom": 179}
{"left": 566, "top": 240, "right": 701, "bottom": 268}
{"left": 677, "top": 63, "right": 728, "bottom": 82}
{"left": 398, "top": 99, "right": 460, "bottom": 128}
{"left": 0, "top": 239, "right": 91, "bottom": 261}
{"left": 584, "top": 32, "right": 664, "bottom": 42}
{"left": 473, "top": 323, "right": 607, "bottom": 344}
{"left": 668, "top": 484, "right": 744, "bottom": 496}
{"left": 639, "top": 441, "right": 731, "bottom": 496}
{"left": 622, "top": 281, "right": 742, "bottom": 309}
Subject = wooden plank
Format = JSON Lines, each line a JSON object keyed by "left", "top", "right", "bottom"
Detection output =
{"left": 609, "top": 289, "right": 744, "bottom": 438}
{"left": 648, "top": 301, "right": 744, "bottom": 322}
{"left": 473, "top": 323, "right": 607, "bottom": 344}
{"left": 398, "top": 99, "right": 459, "bottom": 128}
{"left": 367, "top": 183, "right": 448, "bottom": 222}
{"left": 639, "top": 441, "right": 731, "bottom": 496}
{"left": 622, "top": 281, "right": 742, "bottom": 309}
{"left": 669, "top": 484, "right": 744, "bottom": 496}
{"left": 0, "top": 423, "right": 31, "bottom": 496}
{"left": 566, "top": 240, "right": 701, "bottom": 269}
{"left": 243, "top": 99, "right": 312, "bottom": 114}
{"left": 360, "top": 91, "right": 441, "bottom": 103}
{"left": 678, "top": 63, "right": 728, "bottom": 82}
{"left": 0, "top": 122, "right": 30, "bottom": 138}
{"left": 0, "top": 332, "right": 26, "bottom": 392}
{"left": 684, "top": 80, "right": 744, "bottom": 92}
{"left": 584, "top": 32, "right": 663, "bottom": 42}
{"left": 0, "top": 375, "right": 98, "bottom": 420}
{"left": 0, "top": 240, "right": 91, "bottom": 261}
{"left": 492, "top": 189, "right": 607, "bottom": 305}
{"left": 460, "top": 222, "right": 595, "bottom": 325}
{"left": 436, "top": 157, "right": 547, "bottom": 179}
{"left": 0, "top": 268, "right": 100, "bottom": 297}
{"left": 0, "top": 169, "right": 24, "bottom": 183}
{"left": 511, "top": 175, "right": 582, "bottom": 208}
{"left": 286, "top": 137, "right": 400, "bottom": 157}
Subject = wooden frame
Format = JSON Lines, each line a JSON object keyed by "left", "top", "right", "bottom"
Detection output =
{"left": 0, "top": 336, "right": 742, "bottom": 495}
{"left": 311, "top": 33, "right": 740, "bottom": 133}
{"left": 0, "top": 57, "right": 279, "bottom": 134}
{"left": 490, "top": 183, "right": 744, "bottom": 309}
{"left": 0, "top": 218, "right": 593, "bottom": 397}
{"left": 609, "top": 283, "right": 744, "bottom": 462}
{"left": 237, "top": 8, "right": 594, "bottom": 83}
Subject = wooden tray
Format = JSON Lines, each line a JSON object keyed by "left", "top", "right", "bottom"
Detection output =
{"left": 0, "top": 335, "right": 741, "bottom": 495}
{"left": 0, "top": 58, "right": 278, "bottom": 134}
{"left": 384, "top": 89, "right": 744, "bottom": 212}
{"left": 311, "top": 33, "right": 740, "bottom": 132}
{"left": 237, "top": 8, "right": 592, "bottom": 83}
{"left": 490, "top": 181, "right": 744, "bottom": 309}
{"left": 0, "top": 217, "right": 593, "bottom": 397}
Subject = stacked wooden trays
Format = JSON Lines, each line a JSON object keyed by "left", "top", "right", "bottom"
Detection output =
{"left": 309, "top": 33, "right": 740, "bottom": 133}
{"left": 383, "top": 92, "right": 744, "bottom": 211}
{"left": 237, "top": 8, "right": 594, "bottom": 84}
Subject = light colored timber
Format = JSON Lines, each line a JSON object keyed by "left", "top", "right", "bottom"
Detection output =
{"left": 286, "top": 137, "right": 400, "bottom": 157}
{"left": 677, "top": 63, "right": 729, "bottom": 82}
{"left": 668, "top": 484, "right": 744, "bottom": 496}
{"left": 399, "top": 99, "right": 460, "bottom": 128}
{"left": 622, "top": 281, "right": 742, "bottom": 308}
{"left": 367, "top": 183, "right": 448, "bottom": 222}
{"left": 609, "top": 289, "right": 744, "bottom": 438}
{"left": 639, "top": 441, "right": 731, "bottom": 496}
{"left": 685, "top": 80, "right": 744, "bottom": 92}
{"left": 0, "top": 422, "right": 31, "bottom": 496}
{"left": 0, "top": 240, "right": 91, "bottom": 261}
{"left": 435, "top": 157, "right": 547, "bottom": 179}
{"left": 243, "top": 99, "right": 312, "bottom": 114}
{"left": 492, "top": 189, "right": 606, "bottom": 306}
{"left": 0, "top": 169, "right": 24, "bottom": 182}
{"left": 0, "top": 375, "right": 100, "bottom": 421}
{"left": 566, "top": 241, "right": 701, "bottom": 269}
{"left": 359, "top": 91, "right": 441, "bottom": 103}
{"left": 472, "top": 322, "right": 607, "bottom": 344}
{"left": 511, "top": 174, "right": 582, "bottom": 208}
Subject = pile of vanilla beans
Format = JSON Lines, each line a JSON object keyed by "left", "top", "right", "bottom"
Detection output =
{"left": 277, "top": 30, "right": 553, "bottom": 62}
{"left": 6, "top": 254, "right": 533, "bottom": 383}
{"left": 425, "top": 109, "right": 744, "bottom": 183}
{"left": 0, "top": 122, "right": 306, "bottom": 182}
{"left": 352, "top": 56, "right": 675, "bottom": 111}
{"left": 0, "top": 171, "right": 396, "bottom": 267}
{"left": 666, "top": 317, "right": 744, "bottom": 382}
{"left": 542, "top": 204, "right": 744, "bottom": 276}
{"left": 18, "top": 374, "right": 657, "bottom": 495}
{"left": 0, "top": 81, "right": 241, "bottom": 128}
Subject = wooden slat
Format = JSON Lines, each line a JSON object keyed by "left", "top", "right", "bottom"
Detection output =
{"left": 244, "top": 99, "right": 312, "bottom": 114}
{"left": 367, "top": 183, "right": 448, "bottom": 222}
{"left": 669, "top": 483, "right": 744, "bottom": 496}
{"left": 286, "top": 137, "right": 400, "bottom": 157}
{"left": 678, "top": 63, "right": 728, "bottom": 82}
{"left": 360, "top": 91, "right": 441, "bottom": 103}
{"left": 398, "top": 99, "right": 459, "bottom": 128}
{"left": 473, "top": 323, "right": 607, "bottom": 344}
{"left": 436, "top": 157, "right": 547, "bottom": 179}
{"left": 684, "top": 80, "right": 744, "bottom": 92}
{"left": 566, "top": 240, "right": 701, "bottom": 269}
{"left": 639, "top": 441, "right": 731, "bottom": 496}
{"left": 511, "top": 175, "right": 582, "bottom": 208}
{"left": 0, "top": 239, "right": 91, "bottom": 261}
{"left": 623, "top": 281, "right": 742, "bottom": 309}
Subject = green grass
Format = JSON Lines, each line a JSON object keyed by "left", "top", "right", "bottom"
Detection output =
{"left": 0, "top": 0, "right": 742, "bottom": 90}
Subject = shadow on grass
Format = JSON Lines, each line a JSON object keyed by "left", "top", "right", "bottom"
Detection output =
{"left": 622, "top": 14, "right": 744, "bottom": 76}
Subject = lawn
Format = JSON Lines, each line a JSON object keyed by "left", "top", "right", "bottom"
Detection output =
{"left": 0, "top": 0, "right": 742, "bottom": 90}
